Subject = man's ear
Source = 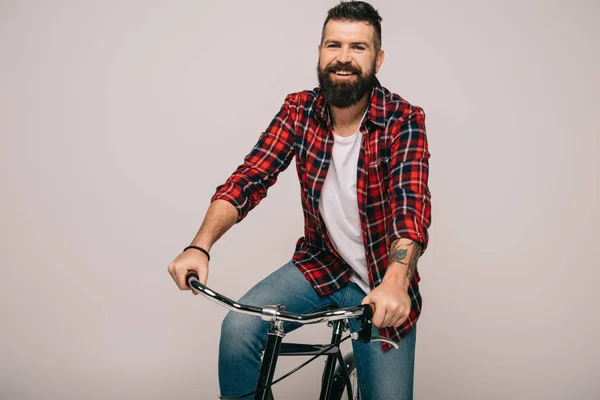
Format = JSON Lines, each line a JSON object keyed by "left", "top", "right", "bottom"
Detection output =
{"left": 375, "top": 49, "right": 385, "bottom": 73}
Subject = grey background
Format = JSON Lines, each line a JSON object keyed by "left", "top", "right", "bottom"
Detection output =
{"left": 1, "top": 0, "right": 599, "bottom": 399}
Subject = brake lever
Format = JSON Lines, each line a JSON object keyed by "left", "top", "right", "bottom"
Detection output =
{"left": 350, "top": 332, "right": 399, "bottom": 350}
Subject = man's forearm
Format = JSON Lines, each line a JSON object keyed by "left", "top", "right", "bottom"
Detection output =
{"left": 189, "top": 199, "right": 239, "bottom": 252}
{"left": 383, "top": 238, "right": 423, "bottom": 285}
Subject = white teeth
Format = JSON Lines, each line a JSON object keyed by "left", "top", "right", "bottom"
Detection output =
{"left": 335, "top": 71, "right": 352, "bottom": 75}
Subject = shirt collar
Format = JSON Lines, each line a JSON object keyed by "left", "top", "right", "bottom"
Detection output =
{"left": 314, "top": 76, "right": 386, "bottom": 129}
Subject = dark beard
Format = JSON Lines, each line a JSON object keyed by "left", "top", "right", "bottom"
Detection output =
{"left": 317, "top": 60, "right": 376, "bottom": 109}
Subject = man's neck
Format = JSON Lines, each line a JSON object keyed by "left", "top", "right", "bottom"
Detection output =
{"left": 329, "top": 93, "right": 370, "bottom": 136}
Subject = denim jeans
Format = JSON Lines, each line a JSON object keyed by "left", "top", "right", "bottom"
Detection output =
{"left": 219, "top": 260, "right": 417, "bottom": 400}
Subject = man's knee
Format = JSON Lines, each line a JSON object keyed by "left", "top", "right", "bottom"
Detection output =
{"left": 220, "top": 310, "right": 267, "bottom": 349}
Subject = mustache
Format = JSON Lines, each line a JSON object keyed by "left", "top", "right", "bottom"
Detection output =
{"left": 324, "top": 63, "right": 362, "bottom": 74}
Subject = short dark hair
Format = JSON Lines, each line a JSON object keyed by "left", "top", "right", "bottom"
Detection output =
{"left": 321, "top": 1, "right": 383, "bottom": 52}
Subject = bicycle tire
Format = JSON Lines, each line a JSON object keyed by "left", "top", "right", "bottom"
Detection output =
{"left": 330, "top": 351, "right": 360, "bottom": 400}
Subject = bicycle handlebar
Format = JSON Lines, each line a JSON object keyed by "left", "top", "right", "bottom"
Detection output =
{"left": 185, "top": 271, "right": 391, "bottom": 346}
{"left": 186, "top": 271, "right": 369, "bottom": 323}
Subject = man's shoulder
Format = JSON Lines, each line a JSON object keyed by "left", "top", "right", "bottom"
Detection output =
{"left": 282, "top": 87, "right": 320, "bottom": 108}
{"left": 379, "top": 85, "right": 425, "bottom": 120}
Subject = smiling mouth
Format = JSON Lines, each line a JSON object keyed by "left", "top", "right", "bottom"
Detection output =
{"left": 331, "top": 71, "right": 356, "bottom": 76}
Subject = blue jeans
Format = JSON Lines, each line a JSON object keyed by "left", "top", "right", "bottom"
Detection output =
{"left": 219, "top": 260, "right": 417, "bottom": 400}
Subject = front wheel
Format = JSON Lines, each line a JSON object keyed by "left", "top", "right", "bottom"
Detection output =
{"left": 330, "top": 351, "right": 360, "bottom": 400}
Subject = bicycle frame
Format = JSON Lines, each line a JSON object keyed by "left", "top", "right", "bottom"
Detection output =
{"left": 254, "top": 305, "right": 354, "bottom": 400}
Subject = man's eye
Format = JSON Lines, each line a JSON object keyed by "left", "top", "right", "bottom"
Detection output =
{"left": 353, "top": 46, "right": 365, "bottom": 50}
{"left": 327, "top": 44, "right": 340, "bottom": 48}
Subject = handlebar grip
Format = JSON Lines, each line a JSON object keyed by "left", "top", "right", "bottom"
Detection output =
{"left": 356, "top": 303, "right": 373, "bottom": 343}
{"left": 185, "top": 271, "right": 199, "bottom": 287}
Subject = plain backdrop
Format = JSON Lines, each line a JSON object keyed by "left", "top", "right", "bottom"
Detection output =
{"left": 1, "top": 0, "right": 599, "bottom": 399}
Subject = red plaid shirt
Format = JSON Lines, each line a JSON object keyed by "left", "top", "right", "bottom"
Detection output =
{"left": 211, "top": 78, "right": 431, "bottom": 350}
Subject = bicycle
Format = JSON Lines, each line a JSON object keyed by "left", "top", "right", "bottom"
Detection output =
{"left": 185, "top": 272, "right": 399, "bottom": 400}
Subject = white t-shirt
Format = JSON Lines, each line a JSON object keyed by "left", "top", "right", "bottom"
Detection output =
{"left": 318, "top": 124, "right": 371, "bottom": 295}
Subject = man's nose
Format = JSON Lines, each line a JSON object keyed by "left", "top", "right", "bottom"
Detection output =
{"left": 337, "top": 46, "right": 352, "bottom": 64}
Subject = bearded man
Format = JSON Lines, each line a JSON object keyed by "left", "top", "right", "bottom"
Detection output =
{"left": 168, "top": 2, "right": 431, "bottom": 398}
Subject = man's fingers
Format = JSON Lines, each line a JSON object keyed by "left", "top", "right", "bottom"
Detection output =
{"left": 168, "top": 263, "right": 185, "bottom": 288}
{"left": 195, "top": 267, "right": 207, "bottom": 286}
{"left": 169, "top": 265, "right": 187, "bottom": 289}
{"left": 167, "top": 264, "right": 175, "bottom": 282}
{"left": 381, "top": 309, "right": 397, "bottom": 328}
{"left": 389, "top": 312, "right": 402, "bottom": 328}
{"left": 399, "top": 312, "right": 409, "bottom": 326}
{"left": 372, "top": 307, "right": 387, "bottom": 328}
{"left": 392, "top": 312, "right": 409, "bottom": 328}
{"left": 360, "top": 295, "right": 371, "bottom": 307}
{"left": 176, "top": 268, "right": 192, "bottom": 290}
{"left": 381, "top": 307, "right": 407, "bottom": 328}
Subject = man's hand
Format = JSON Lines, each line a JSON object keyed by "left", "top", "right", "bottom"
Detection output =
{"left": 167, "top": 249, "right": 209, "bottom": 295}
{"left": 361, "top": 276, "right": 411, "bottom": 328}
{"left": 361, "top": 238, "right": 422, "bottom": 327}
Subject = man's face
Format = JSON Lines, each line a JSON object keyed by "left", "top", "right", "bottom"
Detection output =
{"left": 317, "top": 19, "right": 384, "bottom": 109}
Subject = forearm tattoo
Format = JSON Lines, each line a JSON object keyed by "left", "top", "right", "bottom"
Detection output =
{"left": 389, "top": 239, "right": 423, "bottom": 281}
